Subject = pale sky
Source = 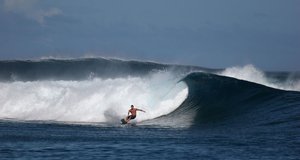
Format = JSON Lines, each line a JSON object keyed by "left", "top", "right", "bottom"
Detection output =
{"left": 0, "top": 0, "right": 299, "bottom": 71}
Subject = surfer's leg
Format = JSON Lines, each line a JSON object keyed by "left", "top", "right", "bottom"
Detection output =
{"left": 126, "top": 115, "right": 132, "bottom": 122}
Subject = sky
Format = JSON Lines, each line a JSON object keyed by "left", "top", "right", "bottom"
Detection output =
{"left": 0, "top": 0, "right": 299, "bottom": 71}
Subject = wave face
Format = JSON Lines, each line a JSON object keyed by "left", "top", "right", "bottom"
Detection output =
{"left": 0, "top": 58, "right": 300, "bottom": 130}
{"left": 173, "top": 72, "right": 300, "bottom": 129}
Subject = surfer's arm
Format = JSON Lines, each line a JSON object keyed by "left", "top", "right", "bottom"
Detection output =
{"left": 137, "top": 109, "right": 146, "bottom": 113}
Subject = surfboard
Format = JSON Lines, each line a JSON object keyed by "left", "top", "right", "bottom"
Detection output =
{"left": 121, "top": 118, "right": 127, "bottom": 124}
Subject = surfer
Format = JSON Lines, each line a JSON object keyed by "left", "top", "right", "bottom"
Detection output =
{"left": 125, "top": 105, "right": 146, "bottom": 123}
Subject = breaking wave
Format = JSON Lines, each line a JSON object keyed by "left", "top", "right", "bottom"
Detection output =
{"left": 0, "top": 58, "right": 299, "bottom": 129}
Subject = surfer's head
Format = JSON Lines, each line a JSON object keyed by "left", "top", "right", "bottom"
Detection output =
{"left": 131, "top": 105, "right": 134, "bottom": 108}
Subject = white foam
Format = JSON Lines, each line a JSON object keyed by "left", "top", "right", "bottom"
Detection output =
{"left": 219, "top": 65, "right": 300, "bottom": 91}
{"left": 0, "top": 71, "right": 188, "bottom": 123}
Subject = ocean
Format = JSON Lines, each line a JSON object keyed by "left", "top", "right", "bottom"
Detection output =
{"left": 0, "top": 58, "right": 299, "bottom": 159}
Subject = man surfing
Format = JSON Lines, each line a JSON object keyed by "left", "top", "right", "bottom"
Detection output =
{"left": 123, "top": 105, "right": 146, "bottom": 124}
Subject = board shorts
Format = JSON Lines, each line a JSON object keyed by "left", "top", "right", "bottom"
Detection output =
{"left": 127, "top": 115, "right": 136, "bottom": 120}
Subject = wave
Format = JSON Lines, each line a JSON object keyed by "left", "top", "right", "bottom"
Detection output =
{"left": 0, "top": 58, "right": 209, "bottom": 81}
{"left": 0, "top": 58, "right": 299, "bottom": 129}
{"left": 161, "top": 72, "right": 300, "bottom": 128}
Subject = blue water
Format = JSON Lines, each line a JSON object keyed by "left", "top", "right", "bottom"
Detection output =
{"left": 1, "top": 120, "right": 299, "bottom": 159}
{"left": 0, "top": 58, "right": 299, "bottom": 159}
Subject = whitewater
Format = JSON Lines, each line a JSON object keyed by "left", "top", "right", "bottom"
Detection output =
{"left": 0, "top": 71, "right": 188, "bottom": 123}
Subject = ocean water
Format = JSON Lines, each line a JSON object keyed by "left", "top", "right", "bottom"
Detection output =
{"left": 0, "top": 58, "right": 299, "bottom": 159}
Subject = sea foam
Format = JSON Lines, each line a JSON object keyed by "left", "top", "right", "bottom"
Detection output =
{"left": 219, "top": 65, "right": 300, "bottom": 91}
